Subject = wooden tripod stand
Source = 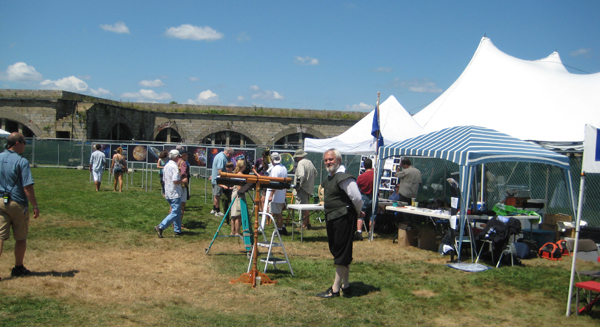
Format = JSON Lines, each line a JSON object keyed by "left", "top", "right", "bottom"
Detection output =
{"left": 218, "top": 172, "right": 292, "bottom": 288}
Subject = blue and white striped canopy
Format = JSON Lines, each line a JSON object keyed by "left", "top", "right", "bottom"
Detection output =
{"left": 379, "top": 125, "right": 570, "bottom": 170}
{"left": 374, "top": 126, "right": 575, "bottom": 262}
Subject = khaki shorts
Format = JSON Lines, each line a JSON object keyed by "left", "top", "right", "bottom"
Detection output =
{"left": 294, "top": 189, "right": 310, "bottom": 205}
{"left": 212, "top": 184, "right": 223, "bottom": 197}
{"left": 231, "top": 189, "right": 246, "bottom": 217}
{"left": 270, "top": 202, "right": 285, "bottom": 215}
{"left": 0, "top": 201, "right": 30, "bottom": 241}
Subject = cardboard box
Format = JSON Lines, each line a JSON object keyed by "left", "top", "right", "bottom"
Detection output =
{"left": 544, "top": 213, "right": 572, "bottom": 225}
{"left": 542, "top": 214, "right": 573, "bottom": 240}
{"left": 417, "top": 229, "right": 438, "bottom": 251}
{"left": 397, "top": 224, "right": 418, "bottom": 247}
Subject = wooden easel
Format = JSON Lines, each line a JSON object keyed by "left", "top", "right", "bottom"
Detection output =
{"left": 217, "top": 172, "right": 292, "bottom": 288}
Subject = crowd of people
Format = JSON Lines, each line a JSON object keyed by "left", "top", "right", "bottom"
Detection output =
{"left": 3, "top": 135, "right": 423, "bottom": 301}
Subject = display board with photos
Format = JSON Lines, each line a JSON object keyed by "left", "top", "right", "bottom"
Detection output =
{"left": 360, "top": 155, "right": 401, "bottom": 191}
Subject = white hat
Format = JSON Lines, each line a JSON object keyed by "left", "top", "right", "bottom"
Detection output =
{"left": 169, "top": 149, "right": 180, "bottom": 157}
{"left": 271, "top": 152, "right": 281, "bottom": 164}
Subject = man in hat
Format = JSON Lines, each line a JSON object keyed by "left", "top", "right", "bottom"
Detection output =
{"left": 292, "top": 149, "right": 317, "bottom": 229}
{"left": 0, "top": 132, "right": 40, "bottom": 278}
{"left": 267, "top": 152, "right": 289, "bottom": 235}
{"left": 154, "top": 149, "right": 187, "bottom": 238}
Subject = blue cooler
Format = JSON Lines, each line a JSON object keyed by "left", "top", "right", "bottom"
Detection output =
{"left": 530, "top": 229, "right": 555, "bottom": 249}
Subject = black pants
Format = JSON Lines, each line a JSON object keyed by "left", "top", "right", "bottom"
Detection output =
{"left": 326, "top": 211, "right": 358, "bottom": 266}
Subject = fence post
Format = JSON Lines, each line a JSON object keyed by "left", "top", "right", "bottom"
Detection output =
{"left": 32, "top": 137, "right": 36, "bottom": 166}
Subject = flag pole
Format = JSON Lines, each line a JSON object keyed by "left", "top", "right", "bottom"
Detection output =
{"left": 369, "top": 92, "right": 381, "bottom": 241}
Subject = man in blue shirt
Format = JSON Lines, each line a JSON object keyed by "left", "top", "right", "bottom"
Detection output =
{"left": 210, "top": 148, "right": 233, "bottom": 217}
{"left": 0, "top": 132, "right": 40, "bottom": 278}
{"left": 89, "top": 144, "right": 106, "bottom": 191}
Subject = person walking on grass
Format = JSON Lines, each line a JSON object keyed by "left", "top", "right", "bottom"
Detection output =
{"left": 0, "top": 132, "right": 40, "bottom": 279}
{"left": 89, "top": 144, "right": 106, "bottom": 191}
{"left": 317, "top": 148, "right": 364, "bottom": 298}
{"left": 154, "top": 149, "right": 186, "bottom": 238}
{"left": 111, "top": 147, "right": 128, "bottom": 192}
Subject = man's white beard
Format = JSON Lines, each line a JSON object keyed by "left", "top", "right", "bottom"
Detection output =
{"left": 326, "top": 162, "right": 340, "bottom": 175}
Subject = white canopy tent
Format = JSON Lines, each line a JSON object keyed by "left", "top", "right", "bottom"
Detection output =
{"left": 304, "top": 95, "right": 424, "bottom": 155}
{"left": 414, "top": 37, "right": 600, "bottom": 143}
{"left": 0, "top": 128, "right": 9, "bottom": 139}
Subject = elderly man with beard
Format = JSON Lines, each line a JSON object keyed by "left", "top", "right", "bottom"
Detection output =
{"left": 316, "top": 148, "right": 364, "bottom": 298}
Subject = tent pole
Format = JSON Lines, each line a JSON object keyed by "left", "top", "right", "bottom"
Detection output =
{"left": 566, "top": 172, "right": 585, "bottom": 316}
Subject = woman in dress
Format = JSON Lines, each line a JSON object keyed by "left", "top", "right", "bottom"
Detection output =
{"left": 230, "top": 159, "right": 246, "bottom": 236}
{"left": 111, "top": 147, "right": 128, "bottom": 192}
{"left": 157, "top": 150, "right": 169, "bottom": 196}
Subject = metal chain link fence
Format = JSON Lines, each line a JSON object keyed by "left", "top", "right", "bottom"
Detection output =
{"left": 2, "top": 138, "right": 598, "bottom": 227}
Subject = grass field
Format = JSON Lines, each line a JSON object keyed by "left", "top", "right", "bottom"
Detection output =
{"left": 0, "top": 167, "right": 598, "bottom": 326}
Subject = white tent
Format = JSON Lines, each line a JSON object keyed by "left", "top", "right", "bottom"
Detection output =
{"left": 414, "top": 37, "right": 600, "bottom": 143}
{"left": 0, "top": 128, "right": 9, "bottom": 139}
{"left": 304, "top": 95, "right": 425, "bottom": 154}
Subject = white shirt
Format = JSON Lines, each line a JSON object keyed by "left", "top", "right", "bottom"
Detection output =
{"left": 163, "top": 159, "right": 182, "bottom": 199}
{"left": 269, "top": 163, "right": 288, "bottom": 203}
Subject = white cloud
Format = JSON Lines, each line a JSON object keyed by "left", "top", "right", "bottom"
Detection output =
{"left": 165, "top": 24, "right": 223, "bottom": 41}
{"left": 40, "top": 76, "right": 88, "bottom": 92}
{"left": 100, "top": 22, "right": 130, "bottom": 34}
{"left": 187, "top": 90, "right": 220, "bottom": 105}
{"left": 138, "top": 79, "right": 165, "bottom": 87}
{"left": 78, "top": 74, "right": 92, "bottom": 80}
{"left": 189, "top": 77, "right": 200, "bottom": 82}
{"left": 295, "top": 56, "right": 319, "bottom": 65}
{"left": 237, "top": 32, "right": 251, "bottom": 42}
{"left": 90, "top": 88, "right": 112, "bottom": 97}
{"left": 0, "top": 62, "right": 43, "bottom": 83}
{"left": 389, "top": 78, "right": 443, "bottom": 93}
{"left": 249, "top": 85, "right": 284, "bottom": 100}
{"left": 122, "top": 89, "right": 172, "bottom": 102}
{"left": 345, "top": 102, "right": 372, "bottom": 112}
{"left": 570, "top": 48, "right": 592, "bottom": 57}
{"left": 237, "top": 95, "right": 245, "bottom": 101}
{"left": 373, "top": 67, "right": 392, "bottom": 73}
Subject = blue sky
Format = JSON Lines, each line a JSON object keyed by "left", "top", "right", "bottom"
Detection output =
{"left": 1, "top": 1, "right": 599, "bottom": 114}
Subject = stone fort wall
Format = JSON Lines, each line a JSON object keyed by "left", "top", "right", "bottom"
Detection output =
{"left": 0, "top": 89, "right": 366, "bottom": 146}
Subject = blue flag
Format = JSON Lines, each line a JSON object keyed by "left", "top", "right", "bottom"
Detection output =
{"left": 371, "top": 107, "right": 384, "bottom": 149}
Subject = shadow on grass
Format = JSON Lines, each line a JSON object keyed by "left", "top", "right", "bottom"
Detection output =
{"left": 3, "top": 270, "right": 80, "bottom": 281}
{"left": 182, "top": 220, "right": 208, "bottom": 230}
{"left": 346, "top": 281, "right": 381, "bottom": 297}
{"left": 183, "top": 205, "right": 204, "bottom": 212}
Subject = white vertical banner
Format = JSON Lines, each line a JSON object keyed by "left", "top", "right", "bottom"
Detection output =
{"left": 582, "top": 123, "right": 600, "bottom": 173}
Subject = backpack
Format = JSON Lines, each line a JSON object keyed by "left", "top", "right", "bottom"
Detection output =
{"left": 539, "top": 242, "right": 562, "bottom": 261}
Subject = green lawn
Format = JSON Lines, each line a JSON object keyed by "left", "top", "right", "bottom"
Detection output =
{"left": 0, "top": 167, "right": 598, "bottom": 326}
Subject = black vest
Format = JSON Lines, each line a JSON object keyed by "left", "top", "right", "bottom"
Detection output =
{"left": 321, "top": 172, "right": 355, "bottom": 222}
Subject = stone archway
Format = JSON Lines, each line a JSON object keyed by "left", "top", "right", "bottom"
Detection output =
{"left": 0, "top": 112, "right": 43, "bottom": 137}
